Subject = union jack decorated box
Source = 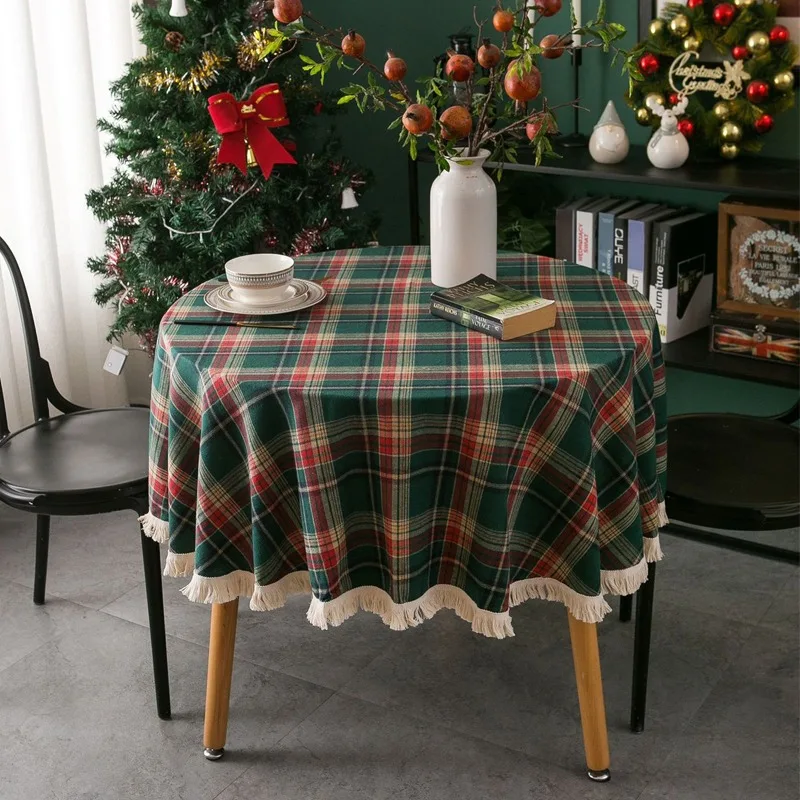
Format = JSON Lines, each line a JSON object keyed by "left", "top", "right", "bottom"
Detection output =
{"left": 710, "top": 311, "right": 800, "bottom": 366}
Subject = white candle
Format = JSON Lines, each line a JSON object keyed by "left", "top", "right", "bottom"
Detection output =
{"left": 572, "top": 0, "right": 582, "bottom": 48}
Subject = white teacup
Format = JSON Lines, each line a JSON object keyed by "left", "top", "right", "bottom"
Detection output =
{"left": 225, "top": 254, "right": 295, "bottom": 304}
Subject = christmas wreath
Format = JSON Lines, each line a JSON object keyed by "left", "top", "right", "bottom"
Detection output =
{"left": 627, "top": 0, "right": 797, "bottom": 160}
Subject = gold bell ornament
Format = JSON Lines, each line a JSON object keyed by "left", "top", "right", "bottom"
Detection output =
{"left": 669, "top": 14, "right": 691, "bottom": 38}
{"left": 720, "top": 121, "right": 743, "bottom": 143}
{"left": 720, "top": 143, "right": 740, "bottom": 160}
{"left": 246, "top": 145, "right": 257, "bottom": 168}
{"left": 712, "top": 102, "right": 731, "bottom": 120}
{"left": 683, "top": 35, "right": 701, "bottom": 52}
{"left": 774, "top": 70, "right": 795, "bottom": 93}
{"left": 746, "top": 31, "right": 770, "bottom": 56}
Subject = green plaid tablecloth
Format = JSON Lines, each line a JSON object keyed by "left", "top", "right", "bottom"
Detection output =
{"left": 142, "top": 247, "right": 667, "bottom": 638}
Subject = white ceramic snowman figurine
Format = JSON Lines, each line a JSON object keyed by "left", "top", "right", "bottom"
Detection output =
{"left": 646, "top": 94, "right": 690, "bottom": 170}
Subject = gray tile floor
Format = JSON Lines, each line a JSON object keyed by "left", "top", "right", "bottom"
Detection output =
{"left": 0, "top": 504, "right": 797, "bottom": 800}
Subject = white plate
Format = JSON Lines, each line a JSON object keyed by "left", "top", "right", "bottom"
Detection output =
{"left": 204, "top": 278, "right": 326, "bottom": 316}
{"left": 229, "top": 280, "right": 307, "bottom": 307}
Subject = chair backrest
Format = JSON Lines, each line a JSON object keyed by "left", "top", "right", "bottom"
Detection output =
{"left": 0, "top": 235, "right": 83, "bottom": 435}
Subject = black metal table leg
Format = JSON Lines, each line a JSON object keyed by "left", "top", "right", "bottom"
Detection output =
{"left": 140, "top": 526, "right": 171, "bottom": 720}
{"left": 619, "top": 594, "right": 633, "bottom": 623}
{"left": 630, "top": 561, "right": 656, "bottom": 733}
{"left": 408, "top": 154, "right": 421, "bottom": 246}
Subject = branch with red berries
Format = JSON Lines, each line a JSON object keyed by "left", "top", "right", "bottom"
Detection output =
{"left": 265, "top": 0, "right": 627, "bottom": 168}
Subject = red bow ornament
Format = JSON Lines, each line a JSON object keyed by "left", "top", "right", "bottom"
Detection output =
{"left": 207, "top": 84, "right": 296, "bottom": 178}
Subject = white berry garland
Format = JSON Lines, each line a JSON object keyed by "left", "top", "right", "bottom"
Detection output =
{"left": 738, "top": 229, "right": 800, "bottom": 300}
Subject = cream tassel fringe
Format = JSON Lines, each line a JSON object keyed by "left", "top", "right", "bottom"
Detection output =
{"left": 138, "top": 512, "right": 169, "bottom": 544}
{"left": 509, "top": 578, "right": 612, "bottom": 623}
{"left": 601, "top": 557, "right": 648, "bottom": 597}
{"left": 180, "top": 570, "right": 254, "bottom": 605}
{"left": 658, "top": 501, "right": 669, "bottom": 528}
{"left": 644, "top": 536, "right": 664, "bottom": 563}
{"left": 164, "top": 551, "right": 194, "bottom": 578}
{"left": 250, "top": 572, "right": 312, "bottom": 611}
{"left": 307, "top": 584, "right": 516, "bottom": 639}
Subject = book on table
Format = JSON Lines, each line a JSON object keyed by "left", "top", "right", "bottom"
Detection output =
{"left": 430, "top": 274, "right": 556, "bottom": 340}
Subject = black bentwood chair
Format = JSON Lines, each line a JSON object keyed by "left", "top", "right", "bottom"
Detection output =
{"left": 0, "top": 236, "right": 170, "bottom": 720}
{"left": 620, "top": 405, "right": 800, "bottom": 733}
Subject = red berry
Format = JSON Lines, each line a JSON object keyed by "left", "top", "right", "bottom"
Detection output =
{"left": 439, "top": 106, "right": 473, "bottom": 140}
{"left": 668, "top": 92, "right": 680, "bottom": 106}
{"left": 638, "top": 53, "right": 660, "bottom": 76}
{"left": 445, "top": 54, "right": 475, "bottom": 82}
{"left": 769, "top": 25, "right": 790, "bottom": 46}
{"left": 712, "top": 3, "right": 735, "bottom": 27}
{"left": 678, "top": 118, "right": 695, "bottom": 138}
{"left": 687, "top": 0, "right": 704, "bottom": 8}
{"left": 341, "top": 30, "right": 366, "bottom": 58}
{"left": 754, "top": 114, "right": 774, "bottom": 134}
{"left": 533, "top": 0, "right": 562, "bottom": 17}
{"left": 273, "top": 0, "right": 303, "bottom": 23}
{"left": 746, "top": 79, "right": 770, "bottom": 104}
{"left": 402, "top": 104, "right": 434, "bottom": 135}
{"left": 384, "top": 53, "right": 407, "bottom": 82}
{"left": 477, "top": 40, "right": 502, "bottom": 69}
{"left": 493, "top": 9, "right": 515, "bottom": 32}
{"left": 540, "top": 33, "right": 569, "bottom": 59}
{"left": 732, "top": 45, "right": 750, "bottom": 60}
{"left": 503, "top": 60, "right": 541, "bottom": 102}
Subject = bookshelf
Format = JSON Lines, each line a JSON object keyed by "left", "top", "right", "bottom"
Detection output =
{"left": 409, "top": 145, "right": 799, "bottom": 244}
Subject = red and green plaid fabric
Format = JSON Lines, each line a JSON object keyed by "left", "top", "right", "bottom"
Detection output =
{"left": 148, "top": 247, "right": 666, "bottom": 612}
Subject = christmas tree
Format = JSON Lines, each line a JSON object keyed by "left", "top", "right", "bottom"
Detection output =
{"left": 87, "top": 0, "right": 377, "bottom": 355}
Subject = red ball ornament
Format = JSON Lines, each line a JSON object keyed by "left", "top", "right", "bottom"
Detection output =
{"left": 769, "top": 25, "right": 790, "bottom": 46}
{"left": 639, "top": 53, "right": 660, "bottom": 76}
{"left": 754, "top": 114, "right": 774, "bottom": 134}
{"left": 713, "top": 3, "right": 736, "bottom": 27}
{"left": 678, "top": 118, "right": 695, "bottom": 138}
{"left": 746, "top": 79, "right": 770, "bottom": 103}
{"left": 732, "top": 45, "right": 750, "bottom": 60}
{"left": 668, "top": 92, "right": 681, "bottom": 106}
{"left": 687, "top": 0, "right": 704, "bottom": 7}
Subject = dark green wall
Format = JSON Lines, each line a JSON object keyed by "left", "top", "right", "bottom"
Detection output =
{"left": 333, "top": 0, "right": 799, "bottom": 245}
{"left": 331, "top": 1, "right": 798, "bottom": 413}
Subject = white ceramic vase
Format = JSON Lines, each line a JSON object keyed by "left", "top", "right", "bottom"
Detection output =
{"left": 430, "top": 149, "right": 497, "bottom": 288}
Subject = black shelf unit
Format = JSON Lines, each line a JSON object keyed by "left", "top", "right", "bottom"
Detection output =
{"left": 663, "top": 328, "right": 798, "bottom": 389}
{"left": 408, "top": 145, "right": 799, "bottom": 244}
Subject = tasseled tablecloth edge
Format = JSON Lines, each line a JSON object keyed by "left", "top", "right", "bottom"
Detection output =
{"left": 139, "top": 508, "right": 667, "bottom": 640}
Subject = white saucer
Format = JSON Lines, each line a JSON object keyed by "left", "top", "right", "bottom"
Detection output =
{"left": 230, "top": 280, "right": 307, "bottom": 307}
{"left": 205, "top": 278, "right": 326, "bottom": 316}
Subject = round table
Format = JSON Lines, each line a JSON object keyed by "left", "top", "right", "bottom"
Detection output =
{"left": 142, "top": 246, "right": 668, "bottom": 775}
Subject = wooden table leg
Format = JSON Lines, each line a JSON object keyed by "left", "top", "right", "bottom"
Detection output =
{"left": 567, "top": 612, "right": 611, "bottom": 782}
{"left": 203, "top": 600, "right": 239, "bottom": 760}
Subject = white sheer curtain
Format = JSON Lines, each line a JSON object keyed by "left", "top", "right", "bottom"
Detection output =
{"left": 0, "top": 0, "right": 146, "bottom": 431}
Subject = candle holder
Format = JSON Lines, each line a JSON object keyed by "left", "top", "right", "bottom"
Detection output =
{"left": 559, "top": 47, "right": 588, "bottom": 148}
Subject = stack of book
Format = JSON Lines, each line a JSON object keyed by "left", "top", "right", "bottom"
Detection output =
{"left": 556, "top": 197, "right": 716, "bottom": 343}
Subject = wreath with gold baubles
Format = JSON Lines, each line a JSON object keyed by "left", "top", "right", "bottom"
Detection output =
{"left": 627, "top": 0, "right": 797, "bottom": 160}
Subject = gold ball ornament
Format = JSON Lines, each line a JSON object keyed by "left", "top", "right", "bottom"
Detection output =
{"left": 746, "top": 31, "right": 770, "bottom": 56}
{"left": 712, "top": 101, "right": 732, "bottom": 120}
{"left": 644, "top": 92, "right": 666, "bottom": 110}
{"left": 635, "top": 106, "right": 652, "bottom": 126}
{"left": 649, "top": 19, "right": 666, "bottom": 37}
{"left": 720, "top": 121, "right": 743, "bottom": 143}
{"left": 773, "top": 70, "right": 795, "bottom": 93}
{"left": 734, "top": 0, "right": 755, "bottom": 7}
{"left": 683, "top": 34, "right": 701, "bottom": 52}
{"left": 669, "top": 14, "right": 691, "bottom": 38}
{"left": 720, "top": 143, "right": 740, "bottom": 160}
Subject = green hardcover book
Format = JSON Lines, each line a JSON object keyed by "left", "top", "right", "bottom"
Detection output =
{"left": 430, "top": 274, "right": 556, "bottom": 340}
